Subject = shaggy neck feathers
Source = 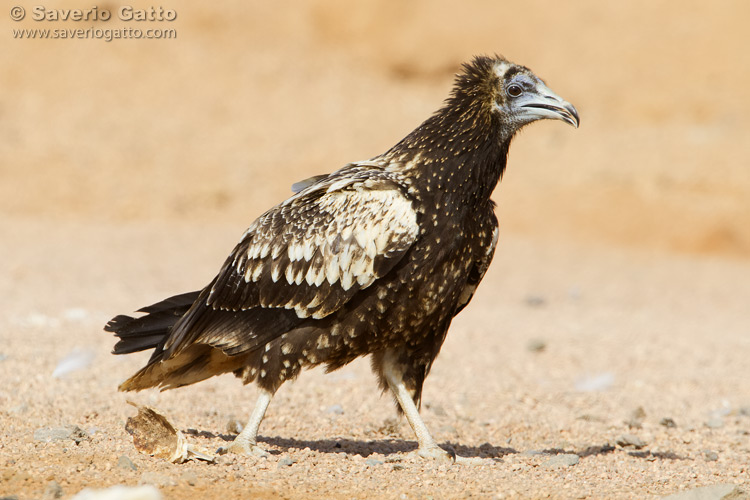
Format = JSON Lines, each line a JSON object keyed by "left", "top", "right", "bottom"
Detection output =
{"left": 382, "top": 56, "right": 513, "bottom": 207}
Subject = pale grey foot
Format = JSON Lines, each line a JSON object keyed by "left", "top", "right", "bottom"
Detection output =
{"left": 218, "top": 389, "right": 272, "bottom": 457}
{"left": 381, "top": 351, "right": 457, "bottom": 464}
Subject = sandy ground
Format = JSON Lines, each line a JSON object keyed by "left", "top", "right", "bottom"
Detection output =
{"left": 2, "top": 1, "right": 750, "bottom": 499}
{"left": 2, "top": 220, "right": 749, "bottom": 499}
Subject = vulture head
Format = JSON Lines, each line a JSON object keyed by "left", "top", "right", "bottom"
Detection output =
{"left": 436, "top": 55, "right": 580, "bottom": 149}
{"left": 490, "top": 58, "right": 580, "bottom": 129}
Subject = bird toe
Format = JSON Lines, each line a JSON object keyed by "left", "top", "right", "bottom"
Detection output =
{"left": 416, "top": 445, "right": 456, "bottom": 463}
{"left": 218, "top": 440, "right": 269, "bottom": 458}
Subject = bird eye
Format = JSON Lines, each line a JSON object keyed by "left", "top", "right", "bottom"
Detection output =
{"left": 507, "top": 84, "right": 523, "bottom": 98}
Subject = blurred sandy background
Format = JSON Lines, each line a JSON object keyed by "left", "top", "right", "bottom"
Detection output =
{"left": 2, "top": 2, "right": 750, "bottom": 499}
{"left": 3, "top": 0, "right": 749, "bottom": 255}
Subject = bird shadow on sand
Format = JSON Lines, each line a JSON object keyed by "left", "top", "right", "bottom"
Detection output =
{"left": 185, "top": 429, "right": 625, "bottom": 461}
{"left": 186, "top": 428, "right": 517, "bottom": 459}
{"left": 261, "top": 436, "right": 519, "bottom": 460}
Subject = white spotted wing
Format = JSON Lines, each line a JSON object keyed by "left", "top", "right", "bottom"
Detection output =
{"left": 206, "top": 164, "right": 419, "bottom": 320}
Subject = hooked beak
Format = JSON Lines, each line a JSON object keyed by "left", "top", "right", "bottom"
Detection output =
{"left": 519, "top": 82, "right": 580, "bottom": 128}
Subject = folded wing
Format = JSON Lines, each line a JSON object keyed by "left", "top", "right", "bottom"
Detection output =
{"left": 162, "top": 166, "right": 420, "bottom": 359}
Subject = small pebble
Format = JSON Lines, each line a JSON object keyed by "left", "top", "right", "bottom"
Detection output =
{"left": 365, "top": 458, "right": 384, "bottom": 466}
{"left": 660, "top": 417, "right": 677, "bottom": 428}
{"left": 575, "top": 372, "right": 615, "bottom": 392}
{"left": 577, "top": 414, "right": 605, "bottom": 422}
{"left": 52, "top": 348, "right": 95, "bottom": 378}
{"left": 631, "top": 407, "right": 647, "bottom": 420}
{"left": 616, "top": 434, "right": 647, "bottom": 449}
{"left": 625, "top": 419, "right": 642, "bottom": 429}
{"left": 661, "top": 483, "right": 747, "bottom": 500}
{"left": 627, "top": 406, "right": 647, "bottom": 428}
{"left": 116, "top": 456, "right": 137, "bottom": 471}
{"left": 34, "top": 427, "right": 73, "bottom": 442}
{"left": 542, "top": 454, "right": 579, "bottom": 469}
{"left": 522, "top": 449, "right": 547, "bottom": 456}
{"left": 702, "top": 450, "right": 719, "bottom": 462}
{"left": 34, "top": 426, "right": 88, "bottom": 444}
{"left": 325, "top": 404, "right": 344, "bottom": 415}
{"left": 392, "top": 464, "right": 405, "bottom": 471}
{"left": 70, "top": 426, "right": 89, "bottom": 444}
{"left": 705, "top": 417, "right": 723, "bottom": 429}
{"left": 277, "top": 457, "right": 295, "bottom": 468}
{"left": 526, "top": 339, "right": 547, "bottom": 353}
{"left": 524, "top": 295, "right": 547, "bottom": 308}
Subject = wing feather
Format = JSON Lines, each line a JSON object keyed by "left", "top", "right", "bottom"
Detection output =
{"left": 163, "top": 165, "right": 419, "bottom": 357}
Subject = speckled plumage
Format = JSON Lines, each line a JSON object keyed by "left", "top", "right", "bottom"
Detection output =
{"left": 106, "top": 55, "right": 578, "bottom": 461}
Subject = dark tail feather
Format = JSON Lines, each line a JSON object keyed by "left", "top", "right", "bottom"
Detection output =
{"left": 105, "top": 291, "right": 200, "bottom": 355}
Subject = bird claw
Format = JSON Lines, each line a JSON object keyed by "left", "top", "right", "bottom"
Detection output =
{"left": 218, "top": 440, "right": 269, "bottom": 458}
{"left": 415, "top": 445, "right": 456, "bottom": 463}
{"left": 413, "top": 446, "right": 488, "bottom": 465}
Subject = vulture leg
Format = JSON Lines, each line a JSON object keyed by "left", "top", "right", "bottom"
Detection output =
{"left": 381, "top": 351, "right": 456, "bottom": 463}
{"left": 222, "top": 389, "right": 273, "bottom": 457}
